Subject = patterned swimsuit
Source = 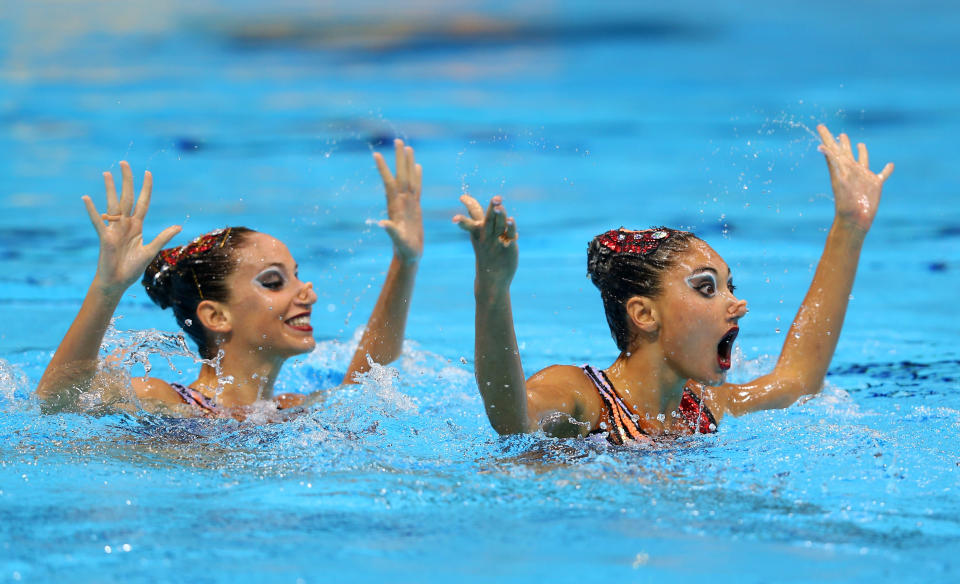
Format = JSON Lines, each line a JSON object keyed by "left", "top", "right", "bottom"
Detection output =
{"left": 581, "top": 365, "right": 718, "bottom": 445}
{"left": 169, "top": 383, "right": 222, "bottom": 416}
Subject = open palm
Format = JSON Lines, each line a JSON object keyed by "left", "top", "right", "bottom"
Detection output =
{"left": 84, "top": 161, "right": 181, "bottom": 296}
{"left": 817, "top": 124, "right": 894, "bottom": 233}
{"left": 374, "top": 139, "right": 423, "bottom": 263}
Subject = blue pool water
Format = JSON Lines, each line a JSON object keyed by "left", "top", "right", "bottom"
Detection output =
{"left": 2, "top": 1, "right": 959, "bottom": 582}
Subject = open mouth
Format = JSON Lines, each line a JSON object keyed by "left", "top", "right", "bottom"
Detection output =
{"left": 717, "top": 326, "right": 739, "bottom": 371}
{"left": 284, "top": 313, "right": 313, "bottom": 332}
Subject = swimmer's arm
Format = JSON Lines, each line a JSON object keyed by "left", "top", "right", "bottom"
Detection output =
{"left": 37, "top": 287, "right": 126, "bottom": 410}
{"left": 344, "top": 256, "right": 419, "bottom": 381}
{"left": 455, "top": 195, "right": 527, "bottom": 434}
{"left": 719, "top": 125, "right": 893, "bottom": 417}
{"left": 345, "top": 139, "right": 423, "bottom": 381}
{"left": 37, "top": 163, "right": 180, "bottom": 411}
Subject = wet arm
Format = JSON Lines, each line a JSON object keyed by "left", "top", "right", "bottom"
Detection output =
{"left": 474, "top": 278, "right": 530, "bottom": 434}
{"left": 344, "top": 139, "right": 423, "bottom": 381}
{"left": 36, "top": 162, "right": 180, "bottom": 411}
{"left": 723, "top": 125, "right": 893, "bottom": 416}
{"left": 344, "top": 255, "right": 418, "bottom": 380}
{"left": 36, "top": 284, "right": 123, "bottom": 409}
{"left": 723, "top": 224, "right": 867, "bottom": 414}
{"left": 455, "top": 195, "right": 531, "bottom": 434}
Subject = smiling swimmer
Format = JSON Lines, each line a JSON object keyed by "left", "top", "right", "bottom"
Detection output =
{"left": 453, "top": 124, "right": 894, "bottom": 443}
{"left": 37, "top": 139, "right": 424, "bottom": 419}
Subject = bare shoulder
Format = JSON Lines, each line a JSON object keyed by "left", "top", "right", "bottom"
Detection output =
{"left": 526, "top": 364, "right": 604, "bottom": 430}
{"left": 130, "top": 377, "right": 186, "bottom": 407}
{"left": 527, "top": 364, "right": 594, "bottom": 387}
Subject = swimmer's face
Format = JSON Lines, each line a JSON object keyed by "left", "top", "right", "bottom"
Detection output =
{"left": 221, "top": 232, "right": 317, "bottom": 359}
{"left": 652, "top": 240, "right": 747, "bottom": 386}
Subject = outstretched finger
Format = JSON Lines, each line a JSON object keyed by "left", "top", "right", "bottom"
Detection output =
{"left": 459, "top": 194, "right": 484, "bottom": 221}
{"left": 405, "top": 145, "right": 416, "bottom": 189}
{"left": 482, "top": 198, "right": 498, "bottom": 238}
{"left": 452, "top": 214, "right": 480, "bottom": 232}
{"left": 379, "top": 219, "right": 400, "bottom": 241}
{"left": 502, "top": 218, "right": 517, "bottom": 246}
{"left": 857, "top": 143, "right": 869, "bottom": 168}
{"left": 394, "top": 139, "right": 407, "bottom": 189}
{"left": 838, "top": 133, "right": 853, "bottom": 155}
{"left": 373, "top": 152, "right": 396, "bottom": 196}
{"left": 878, "top": 162, "right": 894, "bottom": 182}
{"left": 816, "top": 124, "right": 839, "bottom": 154}
{"left": 82, "top": 195, "right": 106, "bottom": 236}
{"left": 818, "top": 144, "right": 838, "bottom": 176}
{"left": 145, "top": 225, "right": 183, "bottom": 256}
{"left": 133, "top": 170, "right": 153, "bottom": 219}
{"left": 119, "top": 161, "right": 135, "bottom": 216}
{"left": 413, "top": 163, "right": 423, "bottom": 198}
{"left": 103, "top": 171, "right": 120, "bottom": 215}
{"left": 487, "top": 198, "right": 507, "bottom": 238}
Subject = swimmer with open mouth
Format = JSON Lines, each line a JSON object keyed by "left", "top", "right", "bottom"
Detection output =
{"left": 455, "top": 124, "right": 894, "bottom": 443}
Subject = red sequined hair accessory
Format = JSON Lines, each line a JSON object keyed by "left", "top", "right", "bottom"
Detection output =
{"left": 596, "top": 227, "right": 675, "bottom": 255}
{"left": 159, "top": 227, "right": 232, "bottom": 267}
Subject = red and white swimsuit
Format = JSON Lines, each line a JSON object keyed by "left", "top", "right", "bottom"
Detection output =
{"left": 581, "top": 365, "right": 718, "bottom": 445}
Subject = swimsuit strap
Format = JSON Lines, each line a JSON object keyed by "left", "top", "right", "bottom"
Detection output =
{"left": 581, "top": 365, "right": 649, "bottom": 445}
{"left": 677, "top": 386, "right": 718, "bottom": 434}
{"left": 169, "top": 383, "right": 221, "bottom": 416}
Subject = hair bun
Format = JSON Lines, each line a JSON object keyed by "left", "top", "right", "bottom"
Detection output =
{"left": 142, "top": 252, "right": 175, "bottom": 309}
{"left": 586, "top": 235, "right": 617, "bottom": 288}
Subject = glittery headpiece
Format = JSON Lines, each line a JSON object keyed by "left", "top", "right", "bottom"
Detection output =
{"left": 596, "top": 227, "right": 675, "bottom": 255}
{"left": 159, "top": 227, "right": 233, "bottom": 268}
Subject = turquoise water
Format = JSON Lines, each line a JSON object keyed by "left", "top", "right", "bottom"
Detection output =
{"left": 2, "top": 1, "right": 959, "bottom": 582}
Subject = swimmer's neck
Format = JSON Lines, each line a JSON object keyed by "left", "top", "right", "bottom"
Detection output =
{"left": 605, "top": 347, "right": 687, "bottom": 428}
{"left": 191, "top": 348, "right": 284, "bottom": 408}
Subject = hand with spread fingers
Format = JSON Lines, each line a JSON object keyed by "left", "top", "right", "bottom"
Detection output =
{"left": 343, "top": 139, "right": 425, "bottom": 381}
{"left": 37, "top": 161, "right": 181, "bottom": 408}
{"left": 816, "top": 124, "right": 894, "bottom": 233}
{"left": 454, "top": 194, "right": 519, "bottom": 291}
{"left": 373, "top": 139, "right": 423, "bottom": 264}
{"left": 84, "top": 161, "right": 182, "bottom": 297}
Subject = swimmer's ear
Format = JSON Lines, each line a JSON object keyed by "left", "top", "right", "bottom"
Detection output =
{"left": 196, "top": 300, "right": 232, "bottom": 333}
{"left": 625, "top": 296, "right": 659, "bottom": 335}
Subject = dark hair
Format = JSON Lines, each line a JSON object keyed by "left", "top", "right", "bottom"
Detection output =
{"left": 142, "top": 226, "right": 255, "bottom": 359}
{"left": 586, "top": 227, "right": 702, "bottom": 352}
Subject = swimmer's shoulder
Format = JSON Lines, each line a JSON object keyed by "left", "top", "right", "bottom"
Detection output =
{"left": 130, "top": 377, "right": 188, "bottom": 407}
{"left": 526, "top": 364, "right": 604, "bottom": 428}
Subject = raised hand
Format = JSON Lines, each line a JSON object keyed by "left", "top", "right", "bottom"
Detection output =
{"left": 82, "top": 161, "right": 181, "bottom": 297}
{"left": 817, "top": 124, "right": 894, "bottom": 233}
{"left": 454, "top": 194, "right": 518, "bottom": 290}
{"left": 373, "top": 139, "right": 423, "bottom": 263}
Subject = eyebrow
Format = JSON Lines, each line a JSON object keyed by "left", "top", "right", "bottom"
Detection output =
{"left": 690, "top": 266, "right": 733, "bottom": 281}
{"left": 261, "top": 262, "right": 297, "bottom": 271}
{"left": 253, "top": 264, "right": 288, "bottom": 276}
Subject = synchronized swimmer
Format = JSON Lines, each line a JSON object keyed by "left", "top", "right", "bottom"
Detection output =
{"left": 35, "top": 124, "right": 894, "bottom": 443}
{"left": 453, "top": 124, "right": 893, "bottom": 442}
{"left": 36, "top": 140, "right": 423, "bottom": 419}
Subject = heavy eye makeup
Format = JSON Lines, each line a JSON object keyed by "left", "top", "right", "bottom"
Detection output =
{"left": 686, "top": 271, "right": 736, "bottom": 298}
{"left": 253, "top": 267, "right": 287, "bottom": 290}
{"left": 686, "top": 272, "right": 718, "bottom": 297}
